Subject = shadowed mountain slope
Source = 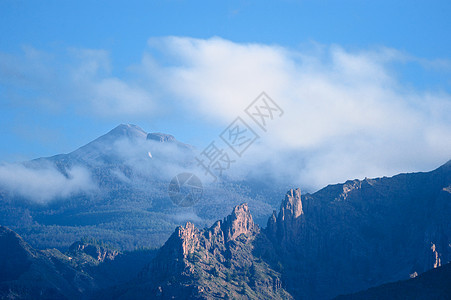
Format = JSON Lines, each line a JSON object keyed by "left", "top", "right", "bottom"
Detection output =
{"left": 335, "top": 262, "right": 451, "bottom": 300}
{"left": 0, "top": 226, "right": 156, "bottom": 299}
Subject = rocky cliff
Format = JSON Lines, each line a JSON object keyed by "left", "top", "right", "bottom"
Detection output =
{"left": 111, "top": 203, "right": 292, "bottom": 299}
{"left": 1, "top": 160, "right": 450, "bottom": 299}
{"left": 68, "top": 240, "right": 120, "bottom": 265}
{"left": 264, "top": 161, "right": 451, "bottom": 299}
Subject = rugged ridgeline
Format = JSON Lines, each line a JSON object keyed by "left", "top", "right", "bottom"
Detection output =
{"left": 108, "top": 204, "right": 292, "bottom": 299}
{"left": 335, "top": 262, "right": 451, "bottom": 300}
{"left": 101, "top": 161, "right": 451, "bottom": 299}
{"left": 1, "top": 160, "right": 450, "bottom": 299}
{"left": 265, "top": 161, "right": 451, "bottom": 299}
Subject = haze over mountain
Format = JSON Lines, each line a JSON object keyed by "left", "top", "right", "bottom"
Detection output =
{"left": 0, "top": 159, "right": 450, "bottom": 299}
{"left": 99, "top": 160, "right": 451, "bottom": 299}
{"left": 0, "top": 124, "right": 288, "bottom": 250}
{"left": 2, "top": 1, "right": 450, "bottom": 299}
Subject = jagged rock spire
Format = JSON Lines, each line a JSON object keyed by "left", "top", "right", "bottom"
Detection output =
{"left": 222, "top": 203, "right": 256, "bottom": 241}
{"left": 266, "top": 188, "right": 304, "bottom": 245}
{"left": 139, "top": 203, "right": 290, "bottom": 299}
{"left": 280, "top": 188, "right": 303, "bottom": 220}
{"left": 175, "top": 222, "right": 200, "bottom": 256}
{"left": 156, "top": 203, "right": 257, "bottom": 264}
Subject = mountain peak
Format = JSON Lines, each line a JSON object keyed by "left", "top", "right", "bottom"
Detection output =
{"left": 232, "top": 203, "right": 251, "bottom": 217}
{"left": 68, "top": 124, "right": 148, "bottom": 158}
{"left": 108, "top": 124, "right": 147, "bottom": 139}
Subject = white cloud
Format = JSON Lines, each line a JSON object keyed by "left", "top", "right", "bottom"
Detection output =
{"left": 139, "top": 37, "right": 451, "bottom": 188}
{"left": 172, "top": 211, "right": 203, "bottom": 223}
{"left": 0, "top": 163, "right": 97, "bottom": 203}
{"left": 142, "top": 36, "right": 294, "bottom": 123}
{"left": 0, "top": 46, "right": 155, "bottom": 116}
{"left": 1, "top": 38, "right": 450, "bottom": 190}
{"left": 66, "top": 48, "right": 155, "bottom": 116}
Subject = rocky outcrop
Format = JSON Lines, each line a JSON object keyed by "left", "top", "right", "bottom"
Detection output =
{"left": 117, "top": 204, "right": 292, "bottom": 299}
{"left": 281, "top": 188, "right": 303, "bottom": 219}
{"left": 267, "top": 188, "right": 303, "bottom": 246}
{"left": 146, "top": 132, "right": 193, "bottom": 150}
{"left": 68, "top": 241, "right": 120, "bottom": 264}
{"left": 222, "top": 203, "right": 257, "bottom": 241}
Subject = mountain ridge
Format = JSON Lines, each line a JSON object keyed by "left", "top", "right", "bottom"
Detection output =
{"left": 1, "top": 124, "right": 450, "bottom": 298}
{"left": 1, "top": 156, "right": 450, "bottom": 298}
{"left": 105, "top": 203, "right": 292, "bottom": 299}
{"left": 100, "top": 157, "right": 451, "bottom": 298}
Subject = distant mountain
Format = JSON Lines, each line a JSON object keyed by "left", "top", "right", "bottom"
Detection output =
{"left": 0, "top": 124, "right": 287, "bottom": 250}
{"left": 335, "top": 262, "right": 451, "bottom": 300}
{"left": 36, "top": 123, "right": 194, "bottom": 170}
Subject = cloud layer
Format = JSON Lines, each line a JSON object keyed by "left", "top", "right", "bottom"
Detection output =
{"left": 1, "top": 37, "right": 450, "bottom": 191}
{"left": 0, "top": 163, "right": 97, "bottom": 203}
{"left": 140, "top": 37, "right": 451, "bottom": 187}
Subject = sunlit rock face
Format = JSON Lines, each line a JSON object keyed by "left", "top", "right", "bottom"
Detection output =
{"left": 132, "top": 203, "right": 292, "bottom": 299}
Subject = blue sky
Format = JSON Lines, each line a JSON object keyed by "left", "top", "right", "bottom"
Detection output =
{"left": 1, "top": 0, "right": 450, "bottom": 187}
